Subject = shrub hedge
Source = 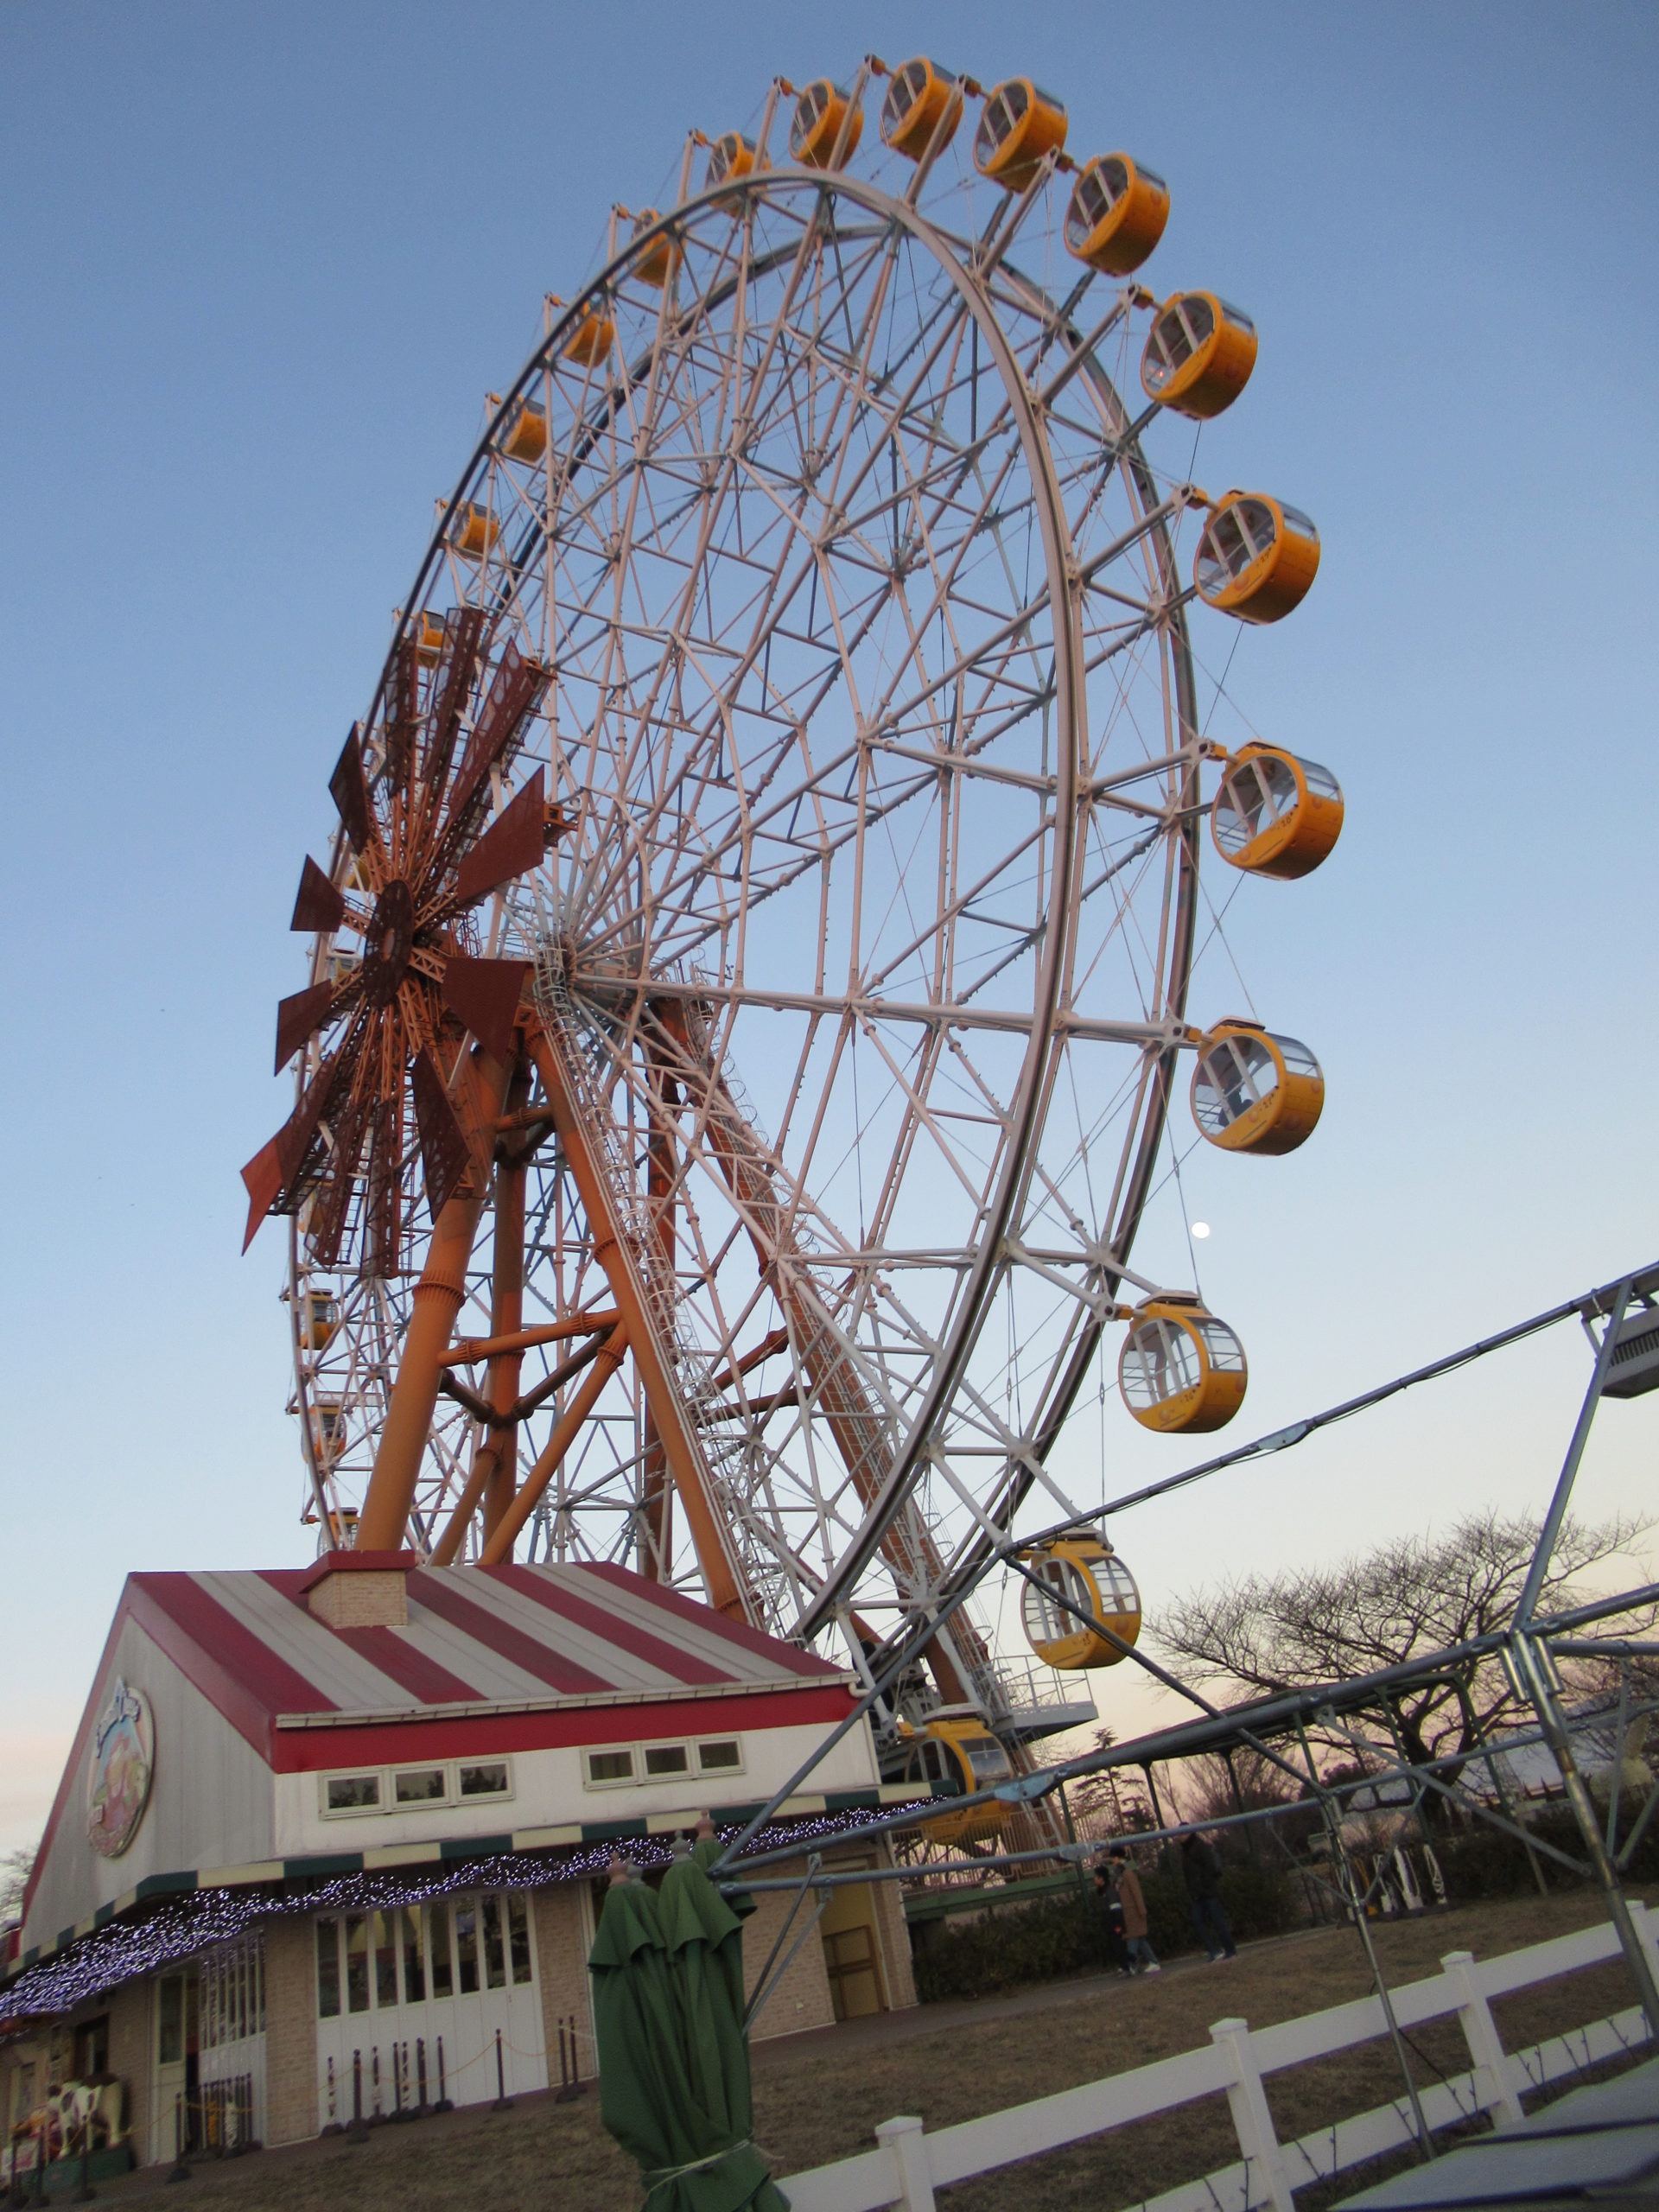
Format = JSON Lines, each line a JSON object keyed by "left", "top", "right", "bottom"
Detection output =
{"left": 1430, "top": 1795, "right": 1659, "bottom": 1899}
{"left": 911, "top": 1862, "right": 1296, "bottom": 2005}
{"left": 909, "top": 1795, "right": 1658, "bottom": 2003}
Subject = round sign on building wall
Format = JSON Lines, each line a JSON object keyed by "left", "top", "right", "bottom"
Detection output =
{"left": 86, "top": 1679, "right": 155, "bottom": 1858}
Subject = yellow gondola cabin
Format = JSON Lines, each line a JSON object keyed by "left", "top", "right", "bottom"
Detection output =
{"left": 1064, "top": 155, "right": 1170, "bottom": 276}
{"left": 706, "top": 131, "right": 760, "bottom": 190}
{"left": 452, "top": 502, "right": 498, "bottom": 562}
{"left": 973, "top": 78, "right": 1068, "bottom": 191}
{"left": 563, "top": 306, "right": 614, "bottom": 371}
{"left": 1019, "top": 1535, "right": 1141, "bottom": 1669}
{"left": 1193, "top": 493, "right": 1320, "bottom": 623}
{"left": 1141, "top": 293, "right": 1257, "bottom": 419}
{"left": 899, "top": 1716, "right": 1011, "bottom": 1848}
{"left": 299, "top": 1294, "right": 340, "bottom": 1351}
{"left": 879, "top": 58, "right": 963, "bottom": 162}
{"left": 1211, "top": 744, "right": 1344, "bottom": 880}
{"left": 498, "top": 395, "right": 548, "bottom": 464}
{"left": 1190, "top": 1020, "right": 1325, "bottom": 1154}
{"left": 790, "top": 79, "right": 863, "bottom": 169}
{"left": 1119, "top": 1295, "right": 1248, "bottom": 1433}
{"left": 627, "top": 209, "right": 679, "bottom": 289}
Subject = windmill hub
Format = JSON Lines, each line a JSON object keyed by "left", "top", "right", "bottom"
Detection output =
{"left": 362, "top": 878, "right": 416, "bottom": 1007}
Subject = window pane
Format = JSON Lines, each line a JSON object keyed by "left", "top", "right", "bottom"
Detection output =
{"left": 455, "top": 1904, "right": 480, "bottom": 1995}
{"left": 507, "top": 1895, "right": 531, "bottom": 1986}
{"left": 481, "top": 1897, "right": 506, "bottom": 1991}
{"left": 697, "top": 1740, "right": 741, "bottom": 1771}
{"left": 393, "top": 1768, "right": 447, "bottom": 1805}
{"left": 428, "top": 1904, "right": 454, "bottom": 2000}
{"left": 459, "top": 1762, "right": 509, "bottom": 1797}
{"left": 587, "top": 1750, "right": 632, "bottom": 1784}
{"left": 372, "top": 1912, "right": 397, "bottom": 2009}
{"left": 399, "top": 1908, "right": 425, "bottom": 2003}
{"left": 345, "top": 1915, "right": 370, "bottom": 2014}
{"left": 327, "top": 1774, "right": 380, "bottom": 1812}
{"left": 644, "top": 1745, "right": 688, "bottom": 1777}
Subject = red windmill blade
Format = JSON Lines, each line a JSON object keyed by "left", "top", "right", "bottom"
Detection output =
{"left": 240, "top": 607, "right": 554, "bottom": 1266}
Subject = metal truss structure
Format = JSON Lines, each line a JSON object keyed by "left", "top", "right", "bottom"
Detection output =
{"left": 715, "top": 1262, "right": 1659, "bottom": 2050}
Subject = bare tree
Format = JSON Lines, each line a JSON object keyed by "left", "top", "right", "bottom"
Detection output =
{"left": 1154, "top": 1510, "right": 1652, "bottom": 1811}
{"left": 0, "top": 1845, "right": 35, "bottom": 1925}
{"left": 1064, "top": 1728, "right": 1156, "bottom": 1843}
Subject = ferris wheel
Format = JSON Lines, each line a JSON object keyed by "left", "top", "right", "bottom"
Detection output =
{"left": 243, "top": 58, "right": 1341, "bottom": 1745}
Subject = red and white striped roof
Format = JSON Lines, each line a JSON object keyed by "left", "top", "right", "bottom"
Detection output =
{"left": 120, "top": 1560, "right": 849, "bottom": 1764}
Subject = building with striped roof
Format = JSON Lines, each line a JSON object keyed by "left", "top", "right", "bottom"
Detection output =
{"left": 1, "top": 1553, "right": 920, "bottom": 2175}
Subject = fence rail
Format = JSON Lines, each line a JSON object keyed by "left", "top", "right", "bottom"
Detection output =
{"left": 777, "top": 1903, "right": 1659, "bottom": 2212}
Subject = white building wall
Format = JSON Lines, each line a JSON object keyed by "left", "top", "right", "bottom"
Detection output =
{"left": 274, "top": 1713, "right": 881, "bottom": 1858}
{"left": 22, "top": 1618, "right": 276, "bottom": 1953}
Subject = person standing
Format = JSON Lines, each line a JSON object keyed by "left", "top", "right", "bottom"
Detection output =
{"left": 1181, "top": 1830, "right": 1237, "bottom": 1962}
{"left": 1091, "top": 1867, "right": 1132, "bottom": 1974}
{"left": 1109, "top": 1846, "right": 1160, "bottom": 1974}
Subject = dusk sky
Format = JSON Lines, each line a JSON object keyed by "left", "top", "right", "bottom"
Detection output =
{"left": 3, "top": 3, "right": 1656, "bottom": 1854}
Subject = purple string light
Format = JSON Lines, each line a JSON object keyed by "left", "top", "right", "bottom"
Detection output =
{"left": 0, "top": 1804, "right": 878, "bottom": 2026}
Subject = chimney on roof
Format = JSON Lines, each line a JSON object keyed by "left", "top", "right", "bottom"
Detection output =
{"left": 302, "top": 1549, "right": 416, "bottom": 1630}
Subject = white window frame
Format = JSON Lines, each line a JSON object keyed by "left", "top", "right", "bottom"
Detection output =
{"left": 695, "top": 1737, "right": 745, "bottom": 1777}
{"left": 639, "top": 1740, "right": 694, "bottom": 1781}
{"left": 454, "top": 1757, "right": 515, "bottom": 1806}
{"left": 582, "top": 1745, "right": 639, "bottom": 1789}
{"left": 319, "top": 1770, "right": 385, "bottom": 1818}
{"left": 390, "top": 1764, "right": 453, "bottom": 1811}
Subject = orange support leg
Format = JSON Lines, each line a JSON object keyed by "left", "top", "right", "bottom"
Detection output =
{"left": 356, "top": 1044, "right": 512, "bottom": 1553}
{"left": 525, "top": 1020, "right": 752, "bottom": 1621}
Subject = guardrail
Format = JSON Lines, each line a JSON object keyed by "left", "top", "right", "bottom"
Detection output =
{"left": 777, "top": 1903, "right": 1659, "bottom": 2212}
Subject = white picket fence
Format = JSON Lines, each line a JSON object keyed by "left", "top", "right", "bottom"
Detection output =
{"left": 778, "top": 1902, "right": 1659, "bottom": 2212}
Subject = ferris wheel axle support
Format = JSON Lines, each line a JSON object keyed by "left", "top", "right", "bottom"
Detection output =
{"left": 476, "top": 1325, "right": 631, "bottom": 1566}
{"left": 429, "top": 1327, "right": 615, "bottom": 1565}
{"left": 356, "top": 1043, "right": 513, "bottom": 1552}
{"left": 482, "top": 1060, "right": 531, "bottom": 1545}
{"left": 525, "top": 1020, "right": 751, "bottom": 1620}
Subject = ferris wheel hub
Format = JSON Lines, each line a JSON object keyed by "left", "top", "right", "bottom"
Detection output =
{"left": 361, "top": 877, "right": 416, "bottom": 1007}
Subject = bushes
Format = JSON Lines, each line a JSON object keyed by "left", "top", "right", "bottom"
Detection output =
{"left": 1430, "top": 1794, "right": 1659, "bottom": 1900}
{"left": 913, "top": 1891, "right": 1104, "bottom": 2004}
{"left": 911, "top": 1861, "right": 1298, "bottom": 2004}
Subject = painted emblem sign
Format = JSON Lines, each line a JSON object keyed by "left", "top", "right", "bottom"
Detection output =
{"left": 86, "top": 1679, "right": 155, "bottom": 1858}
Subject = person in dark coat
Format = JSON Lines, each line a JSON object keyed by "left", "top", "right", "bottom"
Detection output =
{"left": 1180, "top": 1830, "right": 1237, "bottom": 1961}
{"left": 1091, "top": 1867, "right": 1133, "bottom": 1974}
{"left": 1109, "top": 1846, "right": 1160, "bottom": 1974}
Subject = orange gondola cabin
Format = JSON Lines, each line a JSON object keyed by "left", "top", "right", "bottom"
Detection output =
{"left": 1211, "top": 744, "right": 1344, "bottom": 880}
{"left": 1141, "top": 293, "right": 1257, "bottom": 418}
{"left": 879, "top": 57, "right": 963, "bottom": 161}
{"left": 1191, "top": 1020, "right": 1325, "bottom": 1154}
{"left": 973, "top": 77, "right": 1067, "bottom": 191}
{"left": 1194, "top": 493, "right": 1320, "bottom": 623}
{"left": 1064, "top": 154, "right": 1170, "bottom": 275}
{"left": 1119, "top": 1295, "right": 1248, "bottom": 1434}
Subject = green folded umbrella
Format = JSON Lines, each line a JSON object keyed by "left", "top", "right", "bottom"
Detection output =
{"left": 589, "top": 1840, "right": 789, "bottom": 2212}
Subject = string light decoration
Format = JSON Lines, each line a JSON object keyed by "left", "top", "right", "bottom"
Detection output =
{"left": 0, "top": 1804, "right": 886, "bottom": 2027}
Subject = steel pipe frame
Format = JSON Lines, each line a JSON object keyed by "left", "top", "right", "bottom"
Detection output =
{"left": 525, "top": 1019, "right": 751, "bottom": 1619}
{"left": 355, "top": 1043, "right": 514, "bottom": 1552}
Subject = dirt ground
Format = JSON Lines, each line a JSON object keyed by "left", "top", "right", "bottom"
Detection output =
{"left": 73, "top": 1885, "right": 1655, "bottom": 2212}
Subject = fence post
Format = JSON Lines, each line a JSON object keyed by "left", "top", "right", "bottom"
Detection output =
{"left": 1441, "top": 1950, "right": 1522, "bottom": 2126}
{"left": 1630, "top": 1900, "right": 1659, "bottom": 1998}
{"left": 874, "top": 2116, "right": 938, "bottom": 2212}
{"left": 1210, "top": 2018, "right": 1294, "bottom": 2212}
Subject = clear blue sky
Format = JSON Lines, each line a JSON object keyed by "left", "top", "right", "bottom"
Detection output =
{"left": 3, "top": 3, "right": 1656, "bottom": 1852}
